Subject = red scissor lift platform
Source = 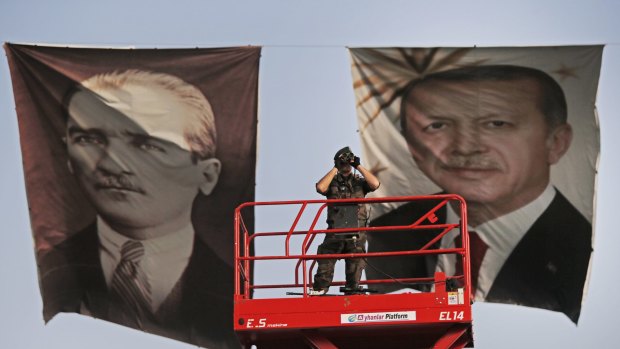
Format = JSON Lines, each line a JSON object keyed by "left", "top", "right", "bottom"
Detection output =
{"left": 234, "top": 195, "right": 475, "bottom": 349}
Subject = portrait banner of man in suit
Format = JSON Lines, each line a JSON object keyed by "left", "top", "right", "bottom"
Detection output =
{"left": 349, "top": 46, "right": 602, "bottom": 324}
{"left": 5, "top": 43, "right": 261, "bottom": 349}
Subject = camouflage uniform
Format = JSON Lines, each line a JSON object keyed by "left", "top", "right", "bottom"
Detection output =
{"left": 313, "top": 172, "right": 372, "bottom": 293}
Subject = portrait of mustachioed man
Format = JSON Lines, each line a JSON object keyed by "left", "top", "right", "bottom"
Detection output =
{"left": 5, "top": 44, "right": 261, "bottom": 349}
{"left": 349, "top": 46, "right": 602, "bottom": 324}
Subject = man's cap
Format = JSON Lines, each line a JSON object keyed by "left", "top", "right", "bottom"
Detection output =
{"left": 334, "top": 146, "right": 353, "bottom": 160}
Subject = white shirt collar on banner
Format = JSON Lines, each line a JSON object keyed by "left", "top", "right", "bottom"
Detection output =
{"left": 436, "top": 184, "right": 556, "bottom": 300}
{"left": 97, "top": 217, "right": 194, "bottom": 312}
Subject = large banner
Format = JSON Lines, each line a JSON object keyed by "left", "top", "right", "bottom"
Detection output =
{"left": 350, "top": 46, "right": 602, "bottom": 323}
{"left": 5, "top": 43, "right": 260, "bottom": 348}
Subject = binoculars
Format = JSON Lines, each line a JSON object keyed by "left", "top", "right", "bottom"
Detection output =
{"left": 338, "top": 151, "right": 355, "bottom": 164}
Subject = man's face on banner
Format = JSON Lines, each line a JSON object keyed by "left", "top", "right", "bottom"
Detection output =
{"left": 66, "top": 85, "right": 220, "bottom": 238}
{"left": 403, "top": 78, "right": 571, "bottom": 217}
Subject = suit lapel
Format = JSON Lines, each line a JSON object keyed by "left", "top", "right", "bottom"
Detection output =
{"left": 368, "top": 198, "right": 448, "bottom": 292}
{"left": 76, "top": 222, "right": 112, "bottom": 318}
{"left": 486, "top": 190, "right": 592, "bottom": 323}
{"left": 153, "top": 233, "right": 237, "bottom": 348}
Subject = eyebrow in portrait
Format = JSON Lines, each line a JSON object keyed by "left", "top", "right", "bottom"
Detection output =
{"left": 67, "top": 126, "right": 108, "bottom": 143}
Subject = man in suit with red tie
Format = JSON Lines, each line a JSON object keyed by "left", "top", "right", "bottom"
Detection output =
{"left": 40, "top": 70, "right": 240, "bottom": 348}
{"left": 367, "top": 65, "right": 592, "bottom": 324}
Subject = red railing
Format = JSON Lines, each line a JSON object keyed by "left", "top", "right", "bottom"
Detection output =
{"left": 234, "top": 194, "right": 471, "bottom": 300}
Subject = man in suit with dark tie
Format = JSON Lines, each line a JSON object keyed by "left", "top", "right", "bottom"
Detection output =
{"left": 367, "top": 65, "right": 593, "bottom": 323}
{"left": 40, "top": 70, "right": 240, "bottom": 348}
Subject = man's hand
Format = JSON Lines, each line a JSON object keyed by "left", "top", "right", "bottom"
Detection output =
{"left": 351, "top": 156, "right": 361, "bottom": 169}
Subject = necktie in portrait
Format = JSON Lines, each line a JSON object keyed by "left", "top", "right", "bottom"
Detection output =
{"left": 455, "top": 231, "right": 488, "bottom": 294}
{"left": 109, "top": 240, "right": 153, "bottom": 325}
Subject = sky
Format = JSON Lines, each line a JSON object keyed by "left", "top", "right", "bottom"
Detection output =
{"left": 1, "top": 1, "right": 620, "bottom": 348}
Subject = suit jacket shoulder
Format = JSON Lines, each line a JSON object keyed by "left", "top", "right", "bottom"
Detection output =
{"left": 39, "top": 223, "right": 106, "bottom": 322}
{"left": 487, "top": 190, "right": 593, "bottom": 323}
{"left": 164, "top": 236, "right": 238, "bottom": 348}
{"left": 367, "top": 199, "right": 448, "bottom": 293}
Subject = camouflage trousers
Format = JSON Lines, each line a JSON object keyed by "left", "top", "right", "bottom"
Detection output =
{"left": 312, "top": 233, "right": 367, "bottom": 292}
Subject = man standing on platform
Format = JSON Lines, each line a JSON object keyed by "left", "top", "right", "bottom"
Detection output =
{"left": 311, "top": 147, "right": 380, "bottom": 295}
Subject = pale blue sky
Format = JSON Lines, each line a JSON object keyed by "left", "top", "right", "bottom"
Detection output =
{"left": 1, "top": 1, "right": 620, "bottom": 348}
